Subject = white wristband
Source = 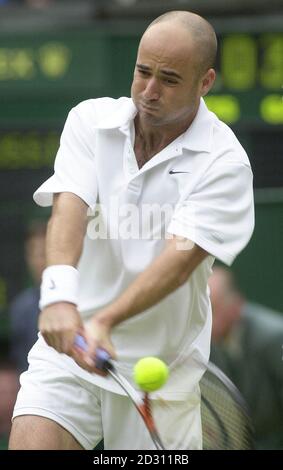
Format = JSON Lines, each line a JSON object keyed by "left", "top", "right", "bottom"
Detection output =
{"left": 39, "top": 265, "right": 79, "bottom": 310}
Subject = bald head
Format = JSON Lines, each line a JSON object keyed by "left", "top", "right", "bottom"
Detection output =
{"left": 146, "top": 11, "right": 217, "bottom": 74}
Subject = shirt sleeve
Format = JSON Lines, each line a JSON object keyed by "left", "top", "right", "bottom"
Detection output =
{"left": 33, "top": 106, "right": 97, "bottom": 208}
{"left": 167, "top": 160, "right": 255, "bottom": 266}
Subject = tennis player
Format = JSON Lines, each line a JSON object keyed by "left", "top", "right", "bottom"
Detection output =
{"left": 9, "top": 11, "right": 254, "bottom": 450}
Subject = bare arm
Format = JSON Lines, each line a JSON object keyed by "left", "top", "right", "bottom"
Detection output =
{"left": 46, "top": 192, "right": 88, "bottom": 266}
{"left": 85, "top": 237, "right": 208, "bottom": 366}
{"left": 39, "top": 192, "right": 95, "bottom": 365}
{"left": 94, "top": 236, "right": 208, "bottom": 328}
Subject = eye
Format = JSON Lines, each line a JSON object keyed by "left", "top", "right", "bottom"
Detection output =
{"left": 163, "top": 78, "right": 178, "bottom": 85}
{"left": 137, "top": 68, "right": 150, "bottom": 77}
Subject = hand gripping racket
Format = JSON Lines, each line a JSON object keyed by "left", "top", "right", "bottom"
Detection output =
{"left": 74, "top": 335, "right": 254, "bottom": 450}
{"left": 74, "top": 334, "right": 164, "bottom": 450}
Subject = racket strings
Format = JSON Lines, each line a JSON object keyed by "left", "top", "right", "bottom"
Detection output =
{"left": 200, "top": 369, "right": 254, "bottom": 449}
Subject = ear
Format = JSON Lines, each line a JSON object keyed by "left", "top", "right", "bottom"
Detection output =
{"left": 200, "top": 68, "right": 216, "bottom": 97}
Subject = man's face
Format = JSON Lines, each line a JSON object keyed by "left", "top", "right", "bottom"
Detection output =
{"left": 131, "top": 23, "right": 208, "bottom": 128}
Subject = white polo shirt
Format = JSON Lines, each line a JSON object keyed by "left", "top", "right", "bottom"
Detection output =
{"left": 33, "top": 97, "right": 254, "bottom": 396}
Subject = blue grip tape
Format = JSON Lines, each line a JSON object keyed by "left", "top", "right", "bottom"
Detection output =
{"left": 74, "top": 335, "right": 112, "bottom": 371}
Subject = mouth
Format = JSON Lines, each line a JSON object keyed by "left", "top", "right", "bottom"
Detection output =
{"left": 140, "top": 102, "right": 158, "bottom": 112}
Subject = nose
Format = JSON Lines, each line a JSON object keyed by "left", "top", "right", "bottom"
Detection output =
{"left": 143, "top": 77, "right": 160, "bottom": 101}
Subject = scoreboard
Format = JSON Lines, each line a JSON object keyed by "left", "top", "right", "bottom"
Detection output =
{"left": 0, "top": 23, "right": 282, "bottom": 127}
{"left": 207, "top": 33, "right": 283, "bottom": 125}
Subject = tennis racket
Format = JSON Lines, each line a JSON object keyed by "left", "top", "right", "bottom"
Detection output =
{"left": 200, "top": 361, "right": 254, "bottom": 450}
{"left": 74, "top": 335, "right": 254, "bottom": 450}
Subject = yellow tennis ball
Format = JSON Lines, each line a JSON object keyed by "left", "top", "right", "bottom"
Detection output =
{"left": 133, "top": 357, "right": 169, "bottom": 392}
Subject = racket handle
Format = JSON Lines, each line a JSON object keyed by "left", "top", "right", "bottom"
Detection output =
{"left": 74, "top": 334, "right": 112, "bottom": 371}
{"left": 74, "top": 334, "right": 88, "bottom": 351}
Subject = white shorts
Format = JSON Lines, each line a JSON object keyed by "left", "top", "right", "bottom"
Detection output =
{"left": 13, "top": 342, "right": 202, "bottom": 450}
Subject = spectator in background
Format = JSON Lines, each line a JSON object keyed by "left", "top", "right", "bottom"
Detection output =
{"left": 9, "top": 221, "right": 46, "bottom": 373}
{"left": 209, "top": 266, "right": 283, "bottom": 449}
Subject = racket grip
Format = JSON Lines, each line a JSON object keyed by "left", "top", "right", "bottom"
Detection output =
{"left": 74, "top": 334, "right": 112, "bottom": 371}
{"left": 74, "top": 334, "right": 88, "bottom": 351}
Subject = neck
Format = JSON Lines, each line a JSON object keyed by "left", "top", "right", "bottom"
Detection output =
{"left": 134, "top": 109, "right": 198, "bottom": 155}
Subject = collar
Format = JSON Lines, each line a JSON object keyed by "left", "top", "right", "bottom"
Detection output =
{"left": 180, "top": 98, "right": 214, "bottom": 153}
{"left": 94, "top": 97, "right": 214, "bottom": 153}
{"left": 93, "top": 98, "right": 137, "bottom": 130}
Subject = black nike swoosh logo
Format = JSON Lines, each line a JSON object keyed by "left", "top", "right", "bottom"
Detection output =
{"left": 169, "top": 170, "right": 191, "bottom": 174}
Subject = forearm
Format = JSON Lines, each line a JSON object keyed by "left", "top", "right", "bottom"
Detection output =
{"left": 39, "top": 193, "right": 89, "bottom": 354}
{"left": 46, "top": 192, "right": 88, "bottom": 266}
{"left": 96, "top": 237, "right": 208, "bottom": 328}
